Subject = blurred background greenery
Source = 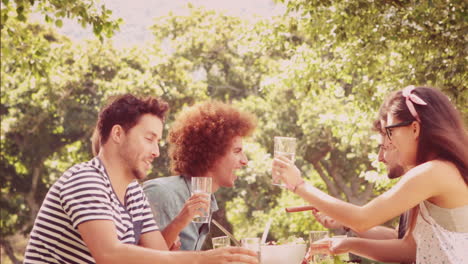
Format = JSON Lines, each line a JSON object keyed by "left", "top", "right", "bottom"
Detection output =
{"left": 1, "top": 0, "right": 466, "bottom": 263}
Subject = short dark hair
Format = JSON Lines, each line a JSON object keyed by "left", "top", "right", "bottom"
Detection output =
{"left": 97, "top": 94, "right": 169, "bottom": 145}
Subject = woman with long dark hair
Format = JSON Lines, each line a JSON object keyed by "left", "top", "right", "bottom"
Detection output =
{"left": 273, "top": 86, "right": 468, "bottom": 263}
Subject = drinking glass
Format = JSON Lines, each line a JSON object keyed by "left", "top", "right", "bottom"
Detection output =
{"left": 191, "top": 177, "right": 212, "bottom": 223}
{"left": 309, "top": 231, "right": 331, "bottom": 263}
{"left": 241, "top": 237, "right": 261, "bottom": 262}
{"left": 212, "top": 236, "right": 231, "bottom": 249}
{"left": 273, "top": 136, "right": 297, "bottom": 187}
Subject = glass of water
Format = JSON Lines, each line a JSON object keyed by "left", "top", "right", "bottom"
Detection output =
{"left": 212, "top": 236, "right": 231, "bottom": 249}
{"left": 273, "top": 136, "right": 297, "bottom": 187}
{"left": 241, "top": 237, "right": 261, "bottom": 262}
{"left": 309, "top": 231, "right": 331, "bottom": 263}
{"left": 191, "top": 177, "right": 212, "bottom": 223}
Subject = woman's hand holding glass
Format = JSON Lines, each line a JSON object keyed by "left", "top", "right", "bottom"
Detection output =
{"left": 327, "top": 236, "right": 352, "bottom": 255}
{"left": 272, "top": 155, "right": 303, "bottom": 191}
{"left": 308, "top": 236, "right": 352, "bottom": 257}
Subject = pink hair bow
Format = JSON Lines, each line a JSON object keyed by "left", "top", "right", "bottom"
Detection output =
{"left": 402, "top": 85, "right": 427, "bottom": 123}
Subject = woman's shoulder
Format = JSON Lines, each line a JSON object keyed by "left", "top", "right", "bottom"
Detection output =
{"left": 404, "top": 160, "right": 463, "bottom": 190}
{"left": 419, "top": 160, "right": 468, "bottom": 207}
{"left": 412, "top": 160, "right": 460, "bottom": 176}
{"left": 409, "top": 160, "right": 466, "bottom": 196}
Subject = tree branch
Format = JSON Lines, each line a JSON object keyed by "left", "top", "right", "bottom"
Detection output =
{"left": 304, "top": 144, "right": 332, "bottom": 164}
{"left": 312, "top": 161, "right": 340, "bottom": 198}
{"left": 1, "top": 238, "right": 21, "bottom": 264}
{"left": 329, "top": 164, "right": 353, "bottom": 200}
{"left": 22, "top": 164, "right": 43, "bottom": 233}
{"left": 350, "top": 175, "right": 362, "bottom": 194}
{"left": 361, "top": 180, "right": 375, "bottom": 201}
{"left": 27, "top": 88, "right": 72, "bottom": 134}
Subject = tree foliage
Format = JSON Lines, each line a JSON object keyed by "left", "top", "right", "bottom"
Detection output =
{"left": 1, "top": 1, "right": 120, "bottom": 262}
{"left": 1, "top": 0, "right": 122, "bottom": 37}
{"left": 1, "top": 0, "right": 122, "bottom": 79}
{"left": 281, "top": 0, "right": 467, "bottom": 117}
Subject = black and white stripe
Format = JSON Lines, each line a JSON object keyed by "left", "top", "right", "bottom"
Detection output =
{"left": 24, "top": 158, "right": 158, "bottom": 263}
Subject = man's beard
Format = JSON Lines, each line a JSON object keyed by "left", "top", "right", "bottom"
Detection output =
{"left": 131, "top": 167, "right": 145, "bottom": 180}
{"left": 119, "top": 141, "right": 146, "bottom": 180}
{"left": 387, "top": 164, "right": 405, "bottom": 179}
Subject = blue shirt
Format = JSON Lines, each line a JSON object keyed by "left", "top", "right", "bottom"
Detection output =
{"left": 143, "top": 176, "right": 218, "bottom": 250}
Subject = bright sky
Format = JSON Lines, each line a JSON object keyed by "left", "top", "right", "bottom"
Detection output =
{"left": 49, "top": 0, "right": 282, "bottom": 47}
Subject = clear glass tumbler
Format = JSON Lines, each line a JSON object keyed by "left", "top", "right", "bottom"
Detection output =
{"left": 191, "top": 177, "right": 212, "bottom": 223}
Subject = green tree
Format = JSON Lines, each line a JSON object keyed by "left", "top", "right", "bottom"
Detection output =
{"left": 1, "top": 35, "right": 104, "bottom": 263}
{"left": 1, "top": 0, "right": 122, "bottom": 79}
{"left": 1, "top": 1, "right": 122, "bottom": 261}
{"left": 150, "top": 6, "right": 277, "bottom": 101}
{"left": 280, "top": 0, "right": 467, "bottom": 118}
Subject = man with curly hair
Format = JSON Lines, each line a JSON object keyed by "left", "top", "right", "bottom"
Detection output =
{"left": 143, "top": 101, "right": 257, "bottom": 251}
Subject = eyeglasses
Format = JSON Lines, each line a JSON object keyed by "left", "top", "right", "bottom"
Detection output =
{"left": 384, "top": 120, "right": 413, "bottom": 140}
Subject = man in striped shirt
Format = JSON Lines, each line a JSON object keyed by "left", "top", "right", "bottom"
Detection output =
{"left": 24, "top": 94, "right": 258, "bottom": 264}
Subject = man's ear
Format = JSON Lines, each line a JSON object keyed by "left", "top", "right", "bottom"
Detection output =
{"left": 110, "top": 125, "right": 125, "bottom": 144}
{"left": 412, "top": 121, "right": 420, "bottom": 139}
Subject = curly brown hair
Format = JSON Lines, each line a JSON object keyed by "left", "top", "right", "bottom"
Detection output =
{"left": 168, "top": 101, "right": 256, "bottom": 177}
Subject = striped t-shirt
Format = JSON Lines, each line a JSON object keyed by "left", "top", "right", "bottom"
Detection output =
{"left": 24, "top": 157, "right": 159, "bottom": 263}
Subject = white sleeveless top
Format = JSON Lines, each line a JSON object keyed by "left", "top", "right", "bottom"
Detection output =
{"left": 413, "top": 201, "right": 468, "bottom": 263}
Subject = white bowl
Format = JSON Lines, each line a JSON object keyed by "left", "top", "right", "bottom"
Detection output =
{"left": 261, "top": 244, "right": 307, "bottom": 264}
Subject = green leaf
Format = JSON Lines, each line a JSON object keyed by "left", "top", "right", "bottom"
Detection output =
{"left": 55, "top": 19, "right": 63, "bottom": 27}
{"left": 1, "top": 12, "right": 9, "bottom": 26}
{"left": 16, "top": 5, "right": 23, "bottom": 14}
{"left": 17, "top": 13, "right": 26, "bottom": 21}
{"left": 56, "top": 11, "right": 66, "bottom": 17}
{"left": 93, "top": 24, "right": 103, "bottom": 35}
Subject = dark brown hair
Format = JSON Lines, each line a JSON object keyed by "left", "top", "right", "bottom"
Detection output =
{"left": 97, "top": 94, "right": 169, "bottom": 145}
{"left": 373, "top": 105, "right": 389, "bottom": 134}
{"left": 384, "top": 86, "right": 468, "bottom": 184}
{"left": 168, "top": 101, "right": 256, "bottom": 177}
